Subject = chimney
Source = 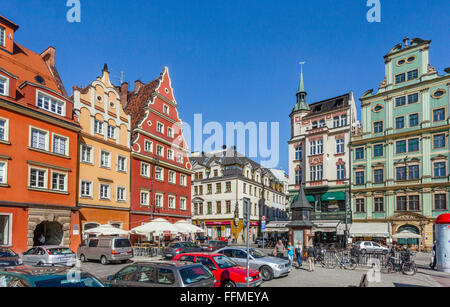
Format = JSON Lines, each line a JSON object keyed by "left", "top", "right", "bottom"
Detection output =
{"left": 41, "top": 46, "right": 56, "bottom": 67}
{"left": 134, "top": 80, "right": 144, "bottom": 92}
{"left": 120, "top": 82, "right": 128, "bottom": 108}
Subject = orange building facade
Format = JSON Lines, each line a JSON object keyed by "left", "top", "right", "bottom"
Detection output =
{"left": 0, "top": 16, "right": 81, "bottom": 253}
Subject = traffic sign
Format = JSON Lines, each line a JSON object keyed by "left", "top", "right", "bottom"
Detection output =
{"left": 262, "top": 216, "right": 266, "bottom": 221}
{"left": 261, "top": 220, "right": 266, "bottom": 231}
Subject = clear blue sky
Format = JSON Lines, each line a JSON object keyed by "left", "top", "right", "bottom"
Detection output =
{"left": 3, "top": 0, "right": 449, "bottom": 172}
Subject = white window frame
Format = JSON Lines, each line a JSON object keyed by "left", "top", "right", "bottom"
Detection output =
{"left": 100, "top": 150, "right": 111, "bottom": 168}
{"left": 140, "top": 190, "right": 150, "bottom": 207}
{"left": 168, "top": 195, "right": 176, "bottom": 210}
{"left": 80, "top": 180, "right": 93, "bottom": 198}
{"left": 117, "top": 155, "right": 127, "bottom": 172}
{"left": 107, "top": 124, "right": 116, "bottom": 139}
{"left": 36, "top": 90, "right": 66, "bottom": 116}
{"left": 336, "top": 138, "right": 344, "bottom": 154}
{"left": 51, "top": 171, "right": 68, "bottom": 192}
{"left": 155, "top": 167, "right": 164, "bottom": 181}
{"left": 52, "top": 133, "right": 69, "bottom": 156}
{"left": 180, "top": 197, "right": 187, "bottom": 211}
{"left": 140, "top": 162, "right": 150, "bottom": 178}
{"left": 0, "top": 116, "right": 9, "bottom": 142}
{"left": 167, "top": 127, "right": 174, "bottom": 138}
{"left": 29, "top": 126, "right": 49, "bottom": 151}
{"left": 0, "top": 213, "right": 13, "bottom": 247}
{"left": 167, "top": 149, "right": 174, "bottom": 160}
{"left": 163, "top": 104, "right": 169, "bottom": 115}
{"left": 28, "top": 166, "right": 48, "bottom": 189}
{"left": 144, "top": 140, "right": 153, "bottom": 153}
{"left": 180, "top": 174, "right": 186, "bottom": 187}
{"left": 80, "top": 144, "right": 94, "bottom": 164}
{"left": 117, "top": 187, "right": 126, "bottom": 202}
{"left": 157, "top": 122, "right": 164, "bottom": 134}
{"left": 99, "top": 183, "right": 111, "bottom": 200}
{"left": 155, "top": 193, "right": 164, "bottom": 208}
{"left": 0, "top": 75, "right": 9, "bottom": 96}
{"left": 177, "top": 153, "right": 183, "bottom": 164}
{"left": 94, "top": 119, "right": 104, "bottom": 135}
{"left": 0, "top": 160, "right": 7, "bottom": 184}
{"left": 156, "top": 145, "right": 164, "bottom": 157}
{"left": 0, "top": 27, "right": 5, "bottom": 47}
{"left": 168, "top": 171, "right": 176, "bottom": 184}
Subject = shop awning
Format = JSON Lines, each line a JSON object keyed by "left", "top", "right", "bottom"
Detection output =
{"left": 264, "top": 221, "right": 289, "bottom": 233}
{"left": 321, "top": 192, "right": 346, "bottom": 202}
{"left": 292, "top": 194, "right": 315, "bottom": 203}
{"left": 350, "top": 223, "right": 390, "bottom": 238}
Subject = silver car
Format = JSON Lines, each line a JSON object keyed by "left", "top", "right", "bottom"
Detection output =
{"left": 77, "top": 237, "right": 133, "bottom": 265}
{"left": 21, "top": 246, "right": 76, "bottom": 267}
{"left": 216, "top": 247, "right": 291, "bottom": 281}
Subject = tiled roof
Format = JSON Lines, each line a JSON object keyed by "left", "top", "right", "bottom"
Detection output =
{"left": 124, "top": 79, "right": 159, "bottom": 131}
{"left": 302, "top": 92, "right": 350, "bottom": 118}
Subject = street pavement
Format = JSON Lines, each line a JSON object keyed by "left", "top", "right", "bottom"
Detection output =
{"left": 79, "top": 250, "right": 450, "bottom": 287}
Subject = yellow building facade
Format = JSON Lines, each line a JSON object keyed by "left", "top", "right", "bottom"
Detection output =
{"left": 73, "top": 65, "right": 131, "bottom": 236}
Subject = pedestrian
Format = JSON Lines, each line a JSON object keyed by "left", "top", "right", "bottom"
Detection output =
{"left": 307, "top": 244, "right": 316, "bottom": 272}
{"left": 431, "top": 241, "right": 437, "bottom": 270}
{"left": 273, "top": 240, "right": 285, "bottom": 258}
{"left": 287, "top": 242, "right": 294, "bottom": 266}
{"left": 295, "top": 241, "right": 303, "bottom": 268}
{"left": 38, "top": 234, "right": 45, "bottom": 246}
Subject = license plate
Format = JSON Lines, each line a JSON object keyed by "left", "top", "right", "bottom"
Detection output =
{"left": 166, "top": 254, "right": 172, "bottom": 257}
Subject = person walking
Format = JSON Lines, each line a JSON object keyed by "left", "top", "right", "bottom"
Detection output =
{"left": 287, "top": 242, "right": 294, "bottom": 266}
{"left": 307, "top": 244, "right": 316, "bottom": 272}
{"left": 273, "top": 240, "right": 285, "bottom": 258}
{"left": 295, "top": 241, "right": 303, "bottom": 268}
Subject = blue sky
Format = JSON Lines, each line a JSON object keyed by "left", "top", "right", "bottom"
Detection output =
{"left": 3, "top": 0, "right": 449, "bottom": 172}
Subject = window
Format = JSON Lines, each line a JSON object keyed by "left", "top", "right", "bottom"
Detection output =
{"left": 355, "top": 199, "right": 365, "bottom": 213}
{"left": 317, "top": 165, "right": 323, "bottom": 181}
{"left": 434, "top": 162, "right": 446, "bottom": 178}
{"left": 337, "top": 164, "right": 345, "bottom": 180}
{"left": 408, "top": 138, "right": 419, "bottom": 152}
{"left": 107, "top": 125, "right": 115, "bottom": 139}
{"left": 168, "top": 196, "right": 176, "bottom": 209}
{"left": 155, "top": 167, "right": 163, "bottom": 181}
{"left": 169, "top": 171, "right": 176, "bottom": 184}
{"left": 156, "top": 145, "right": 164, "bottom": 157}
{"left": 117, "top": 187, "right": 126, "bottom": 201}
{"left": 52, "top": 135, "right": 67, "bottom": 155}
{"left": 29, "top": 168, "right": 46, "bottom": 189}
{"left": 432, "top": 89, "right": 446, "bottom": 99}
{"left": 80, "top": 181, "right": 92, "bottom": 197}
{"left": 409, "top": 195, "right": 420, "bottom": 211}
{"left": 144, "top": 140, "right": 153, "bottom": 153}
{"left": 373, "top": 121, "right": 383, "bottom": 133}
{"left": 225, "top": 182, "right": 231, "bottom": 192}
{"left": 408, "top": 93, "right": 419, "bottom": 104}
{"left": 36, "top": 92, "right": 65, "bottom": 116}
{"left": 0, "top": 76, "right": 8, "bottom": 96}
{"left": 310, "top": 166, "right": 316, "bottom": 181}
{"left": 157, "top": 122, "right": 164, "bottom": 134}
{"left": 0, "top": 27, "right": 4, "bottom": 47}
{"left": 295, "top": 169, "right": 302, "bottom": 184}
{"left": 180, "top": 198, "right": 186, "bottom": 211}
{"left": 51, "top": 172, "right": 66, "bottom": 191}
{"left": 295, "top": 146, "right": 302, "bottom": 160}
{"left": 140, "top": 191, "right": 149, "bottom": 206}
{"left": 355, "top": 147, "right": 364, "bottom": 160}
{"left": 409, "top": 114, "right": 419, "bottom": 127}
{"left": 117, "top": 156, "right": 127, "bottom": 172}
{"left": 0, "top": 118, "right": 8, "bottom": 142}
{"left": 395, "top": 96, "right": 406, "bottom": 107}
{"left": 167, "top": 127, "right": 174, "bottom": 138}
{"left": 395, "top": 73, "right": 406, "bottom": 84}
{"left": 81, "top": 144, "right": 93, "bottom": 163}
{"left": 433, "top": 108, "right": 445, "bottom": 122}
{"left": 99, "top": 184, "right": 110, "bottom": 200}
{"left": 157, "top": 268, "right": 175, "bottom": 285}
{"left": 100, "top": 151, "right": 111, "bottom": 168}
{"left": 373, "top": 169, "right": 384, "bottom": 184}
{"left": 341, "top": 115, "right": 347, "bottom": 126}
{"left": 167, "top": 149, "right": 174, "bottom": 160}
{"left": 0, "top": 214, "right": 12, "bottom": 246}
{"left": 309, "top": 141, "right": 316, "bottom": 155}
{"left": 373, "top": 144, "right": 383, "bottom": 157}
{"left": 207, "top": 202, "right": 212, "bottom": 215}
{"left": 374, "top": 197, "right": 384, "bottom": 212}
{"left": 319, "top": 119, "right": 325, "bottom": 128}
{"left": 407, "top": 69, "right": 418, "bottom": 80}
{"left": 408, "top": 165, "right": 420, "bottom": 180}
{"left": 396, "top": 196, "right": 407, "bottom": 211}
{"left": 355, "top": 171, "right": 365, "bottom": 185}
{"left": 395, "top": 117, "right": 405, "bottom": 129}
{"left": 226, "top": 201, "right": 231, "bottom": 213}
{"left": 396, "top": 166, "right": 407, "bottom": 181}
{"left": 94, "top": 120, "right": 103, "bottom": 135}
{"left": 177, "top": 154, "right": 183, "bottom": 164}
{"left": 333, "top": 116, "right": 340, "bottom": 128}
{"left": 180, "top": 174, "right": 186, "bottom": 187}
{"left": 317, "top": 140, "right": 323, "bottom": 154}
{"left": 312, "top": 121, "right": 318, "bottom": 129}
{"left": 336, "top": 139, "right": 344, "bottom": 154}
{"left": 435, "top": 194, "right": 447, "bottom": 210}
{"left": 434, "top": 134, "right": 446, "bottom": 149}
{"left": 163, "top": 105, "right": 169, "bottom": 115}
{"left": 31, "top": 128, "right": 48, "bottom": 150}
{"left": 396, "top": 140, "right": 406, "bottom": 154}
{"left": 0, "top": 162, "right": 7, "bottom": 184}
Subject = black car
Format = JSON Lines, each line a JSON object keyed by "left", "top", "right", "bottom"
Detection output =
{"left": 196, "top": 236, "right": 210, "bottom": 244}
{"left": 0, "top": 248, "right": 22, "bottom": 267}
{"left": 163, "top": 242, "right": 203, "bottom": 259}
{"left": 201, "top": 240, "right": 228, "bottom": 252}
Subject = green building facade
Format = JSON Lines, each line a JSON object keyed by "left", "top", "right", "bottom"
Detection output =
{"left": 350, "top": 38, "right": 450, "bottom": 251}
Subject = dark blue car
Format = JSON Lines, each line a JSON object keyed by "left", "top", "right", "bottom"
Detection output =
{"left": 0, "top": 248, "right": 22, "bottom": 267}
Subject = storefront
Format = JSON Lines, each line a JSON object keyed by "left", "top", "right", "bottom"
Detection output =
{"left": 349, "top": 222, "right": 391, "bottom": 244}
{"left": 320, "top": 192, "right": 346, "bottom": 212}
{"left": 313, "top": 221, "right": 346, "bottom": 247}
{"left": 205, "top": 221, "right": 232, "bottom": 240}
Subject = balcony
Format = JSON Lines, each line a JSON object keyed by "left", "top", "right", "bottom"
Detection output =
{"left": 311, "top": 211, "right": 352, "bottom": 223}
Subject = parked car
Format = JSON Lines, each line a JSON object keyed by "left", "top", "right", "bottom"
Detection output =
{"left": 201, "top": 240, "right": 228, "bottom": 252}
{"left": 0, "top": 266, "right": 104, "bottom": 287}
{"left": 104, "top": 261, "right": 216, "bottom": 287}
{"left": 216, "top": 247, "right": 291, "bottom": 281}
{"left": 77, "top": 237, "right": 133, "bottom": 265}
{"left": 255, "top": 237, "right": 269, "bottom": 248}
{"left": 163, "top": 242, "right": 203, "bottom": 259}
{"left": 195, "top": 236, "right": 210, "bottom": 244}
{"left": 0, "top": 248, "right": 22, "bottom": 267}
{"left": 353, "top": 241, "right": 389, "bottom": 255}
{"left": 173, "top": 252, "right": 262, "bottom": 287}
{"left": 21, "top": 246, "right": 76, "bottom": 267}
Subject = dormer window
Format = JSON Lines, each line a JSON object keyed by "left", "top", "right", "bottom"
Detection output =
{"left": 0, "top": 75, "right": 9, "bottom": 96}
{"left": 0, "top": 27, "right": 5, "bottom": 47}
{"left": 36, "top": 91, "right": 65, "bottom": 116}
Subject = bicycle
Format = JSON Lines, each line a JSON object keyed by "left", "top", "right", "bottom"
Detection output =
{"left": 327, "top": 251, "right": 357, "bottom": 270}
{"left": 384, "top": 251, "right": 417, "bottom": 276}
{"left": 314, "top": 247, "right": 327, "bottom": 268}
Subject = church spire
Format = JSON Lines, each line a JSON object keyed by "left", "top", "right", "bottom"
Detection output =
{"left": 293, "top": 62, "right": 310, "bottom": 112}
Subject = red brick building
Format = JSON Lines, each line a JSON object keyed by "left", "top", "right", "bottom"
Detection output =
{"left": 0, "top": 15, "right": 81, "bottom": 253}
{"left": 120, "top": 67, "right": 192, "bottom": 231}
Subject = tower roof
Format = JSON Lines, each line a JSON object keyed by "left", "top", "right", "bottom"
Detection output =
{"left": 292, "top": 63, "right": 310, "bottom": 112}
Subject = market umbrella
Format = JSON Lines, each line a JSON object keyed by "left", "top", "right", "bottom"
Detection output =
{"left": 130, "top": 218, "right": 180, "bottom": 253}
{"left": 83, "top": 224, "right": 129, "bottom": 236}
{"left": 174, "top": 220, "right": 205, "bottom": 236}
{"left": 392, "top": 230, "right": 422, "bottom": 239}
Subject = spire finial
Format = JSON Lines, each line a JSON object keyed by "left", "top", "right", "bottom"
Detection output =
{"left": 293, "top": 61, "right": 310, "bottom": 112}
{"left": 298, "top": 61, "right": 306, "bottom": 93}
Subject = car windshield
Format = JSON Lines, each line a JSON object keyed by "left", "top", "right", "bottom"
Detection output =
{"left": 0, "top": 248, "right": 16, "bottom": 258}
{"left": 48, "top": 248, "right": 73, "bottom": 255}
{"left": 249, "top": 248, "right": 266, "bottom": 258}
{"left": 114, "top": 239, "right": 131, "bottom": 248}
{"left": 33, "top": 274, "right": 104, "bottom": 287}
{"left": 179, "top": 266, "right": 213, "bottom": 285}
{"left": 213, "top": 255, "right": 237, "bottom": 269}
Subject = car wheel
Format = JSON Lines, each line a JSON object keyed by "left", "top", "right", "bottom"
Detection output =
{"left": 37, "top": 261, "right": 44, "bottom": 266}
{"left": 360, "top": 249, "right": 367, "bottom": 255}
{"left": 101, "top": 256, "right": 108, "bottom": 265}
{"left": 259, "top": 266, "right": 274, "bottom": 281}
{"left": 80, "top": 254, "right": 87, "bottom": 263}
{"left": 382, "top": 250, "right": 388, "bottom": 255}
{"left": 223, "top": 280, "right": 236, "bottom": 287}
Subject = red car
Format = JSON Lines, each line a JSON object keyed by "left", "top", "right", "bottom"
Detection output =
{"left": 172, "top": 252, "right": 262, "bottom": 287}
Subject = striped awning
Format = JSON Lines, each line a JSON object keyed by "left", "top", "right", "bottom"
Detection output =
{"left": 350, "top": 223, "right": 390, "bottom": 238}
